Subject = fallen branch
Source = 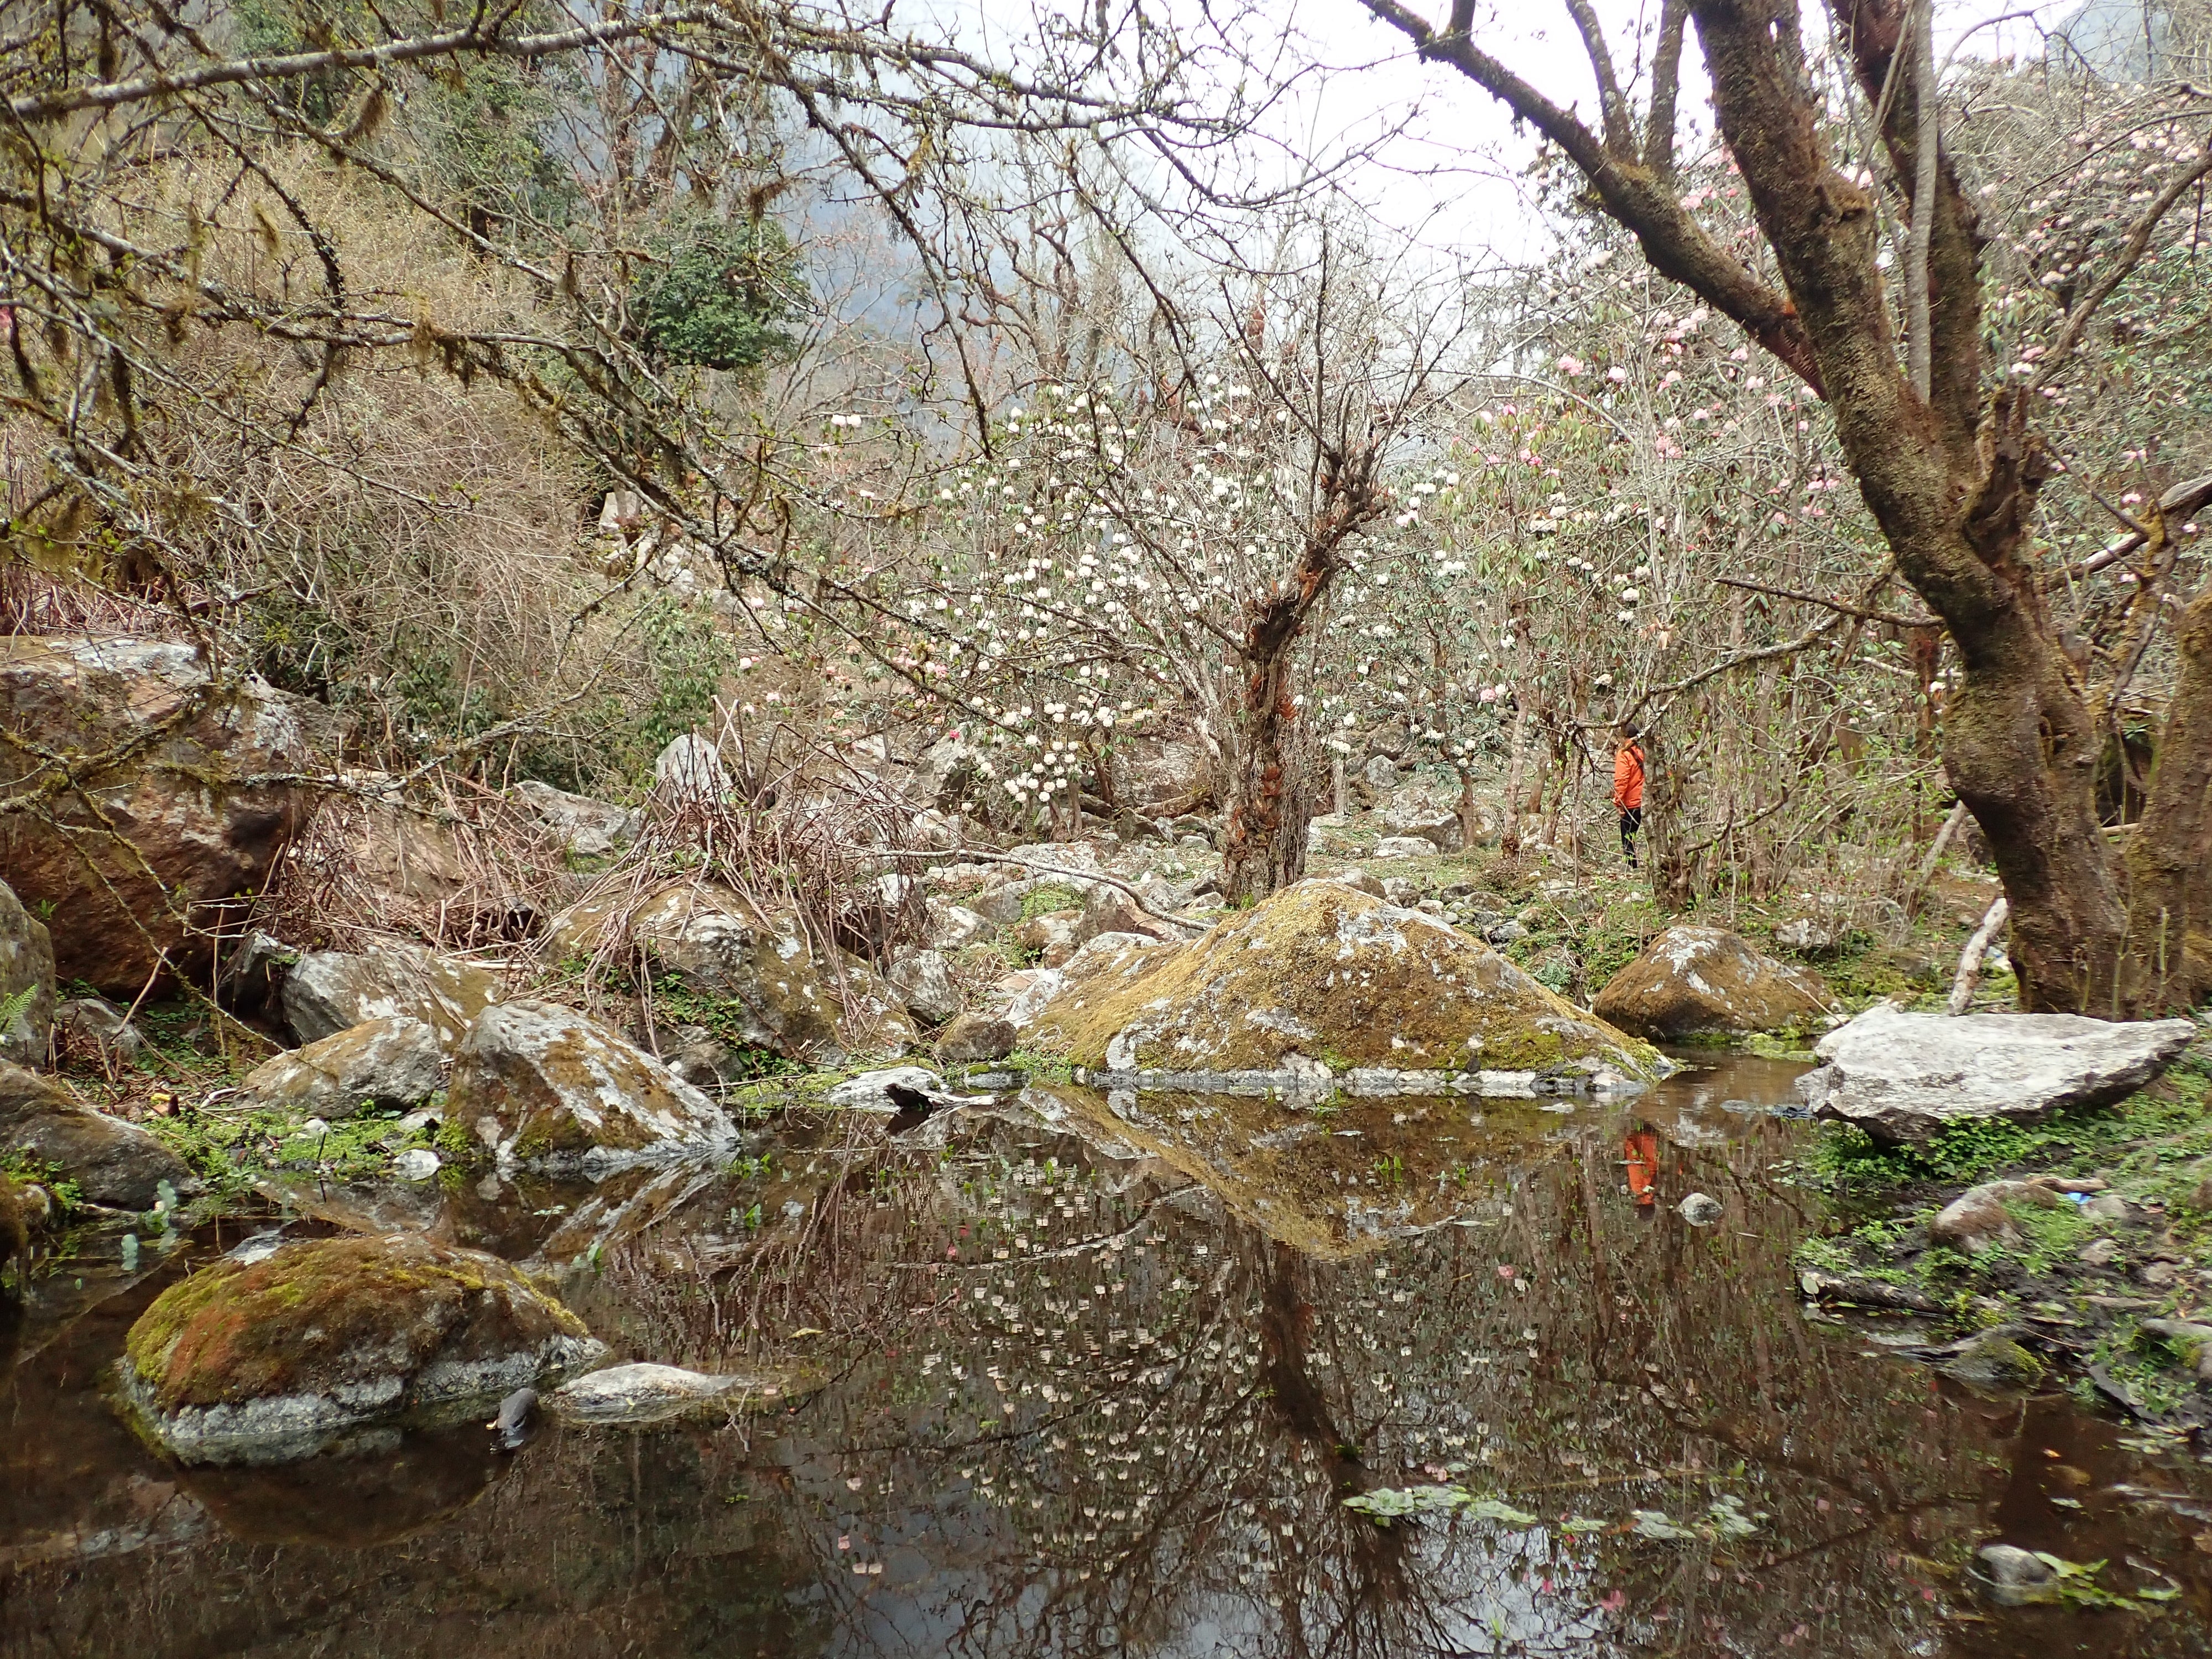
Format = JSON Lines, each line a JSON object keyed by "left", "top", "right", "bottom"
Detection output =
{"left": 1948, "top": 894, "right": 2010, "bottom": 1014}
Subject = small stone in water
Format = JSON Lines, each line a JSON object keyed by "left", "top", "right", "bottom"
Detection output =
{"left": 1678, "top": 1193, "right": 1723, "bottom": 1226}
{"left": 1974, "top": 1542, "right": 2054, "bottom": 1587}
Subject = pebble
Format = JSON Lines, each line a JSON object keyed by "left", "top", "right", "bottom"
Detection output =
{"left": 1678, "top": 1193, "right": 1724, "bottom": 1226}
{"left": 1975, "top": 1542, "right": 2054, "bottom": 1588}
{"left": 392, "top": 1148, "right": 441, "bottom": 1181}
{"left": 2078, "top": 1238, "right": 2122, "bottom": 1268}
{"left": 2082, "top": 1192, "right": 2130, "bottom": 1221}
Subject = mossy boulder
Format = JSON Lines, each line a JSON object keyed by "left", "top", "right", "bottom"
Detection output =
{"left": 1026, "top": 880, "right": 1665, "bottom": 1089}
{"left": 445, "top": 1000, "right": 737, "bottom": 1167}
{"left": 281, "top": 935, "right": 504, "bottom": 1051}
{"left": 549, "top": 882, "right": 839, "bottom": 1060}
{"left": 120, "top": 1233, "right": 604, "bottom": 1463}
{"left": 237, "top": 1016, "right": 444, "bottom": 1117}
{"left": 0, "top": 1060, "right": 196, "bottom": 1208}
{"left": 1592, "top": 925, "right": 1838, "bottom": 1040}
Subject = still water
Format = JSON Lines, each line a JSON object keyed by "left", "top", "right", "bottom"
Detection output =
{"left": 3, "top": 1055, "right": 2209, "bottom": 1656}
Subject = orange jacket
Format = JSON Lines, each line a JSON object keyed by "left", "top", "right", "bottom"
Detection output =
{"left": 1613, "top": 744, "right": 1645, "bottom": 811}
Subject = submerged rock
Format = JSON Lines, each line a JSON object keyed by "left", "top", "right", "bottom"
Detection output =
{"left": 0, "top": 1061, "right": 195, "bottom": 1209}
{"left": 119, "top": 1234, "right": 604, "bottom": 1463}
{"left": 446, "top": 1000, "right": 737, "bottom": 1167}
{"left": 0, "top": 878, "right": 55, "bottom": 1069}
{"left": 547, "top": 1361, "right": 790, "bottom": 1425}
{"left": 281, "top": 936, "right": 504, "bottom": 1052}
{"left": 1592, "top": 926, "right": 1837, "bottom": 1040}
{"left": 1938, "top": 1332, "right": 2046, "bottom": 1393}
{"left": 1678, "top": 1192, "right": 1724, "bottom": 1226}
{"left": 1026, "top": 880, "right": 1663, "bottom": 1091}
{"left": 0, "top": 637, "right": 332, "bottom": 994}
{"left": 237, "top": 1016, "right": 443, "bottom": 1117}
{"left": 1799, "top": 1004, "right": 2197, "bottom": 1144}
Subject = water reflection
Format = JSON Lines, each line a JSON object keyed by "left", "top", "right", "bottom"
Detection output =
{"left": 3, "top": 1055, "right": 2209, "bottom": 1656}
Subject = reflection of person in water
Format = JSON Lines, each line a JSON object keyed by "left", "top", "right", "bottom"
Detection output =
{"left": 1624, "top": 1126, "right": 1660, "bottom": 1209}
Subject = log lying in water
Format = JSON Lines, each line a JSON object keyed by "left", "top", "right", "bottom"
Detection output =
{"left": 1798, "top": 1269, "right": 1943, "bottom": 1314}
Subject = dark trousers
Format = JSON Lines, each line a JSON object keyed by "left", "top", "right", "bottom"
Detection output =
{"left": 1619, "top": 807, "right": 1642, "bottom": 865}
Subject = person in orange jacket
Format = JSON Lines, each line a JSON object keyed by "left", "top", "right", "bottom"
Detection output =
{"left": 1613, "top": 732, "right": 1645, "bottom": 869}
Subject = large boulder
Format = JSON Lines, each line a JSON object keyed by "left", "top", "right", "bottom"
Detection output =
{"left": 1799, "top": 1004, "right": 2198, "bottom": 1144}
{"left": 887, "top": 947, "right": 961, "bottom": 1024}
{"left": 833, "top": 957, "right": 922, "bottom": 1057}
{"left": 281, "top": 935, "right": 504, "bottom": 1051}
{"left": 514, "top": 780, "right": 640, "bottom": 860}
{"left": 446, "top": 999, "right": 737, "bottom": 1166}
{"left": 119, "top": 1233, "right": 605, "bottom": 1463}
{"left": 653, "top": 733, "right": 730, "bottom": 804}
{"left": 236, "top": 1017, "right": 443, "bottom": 1117}
{"left": 1592, "top": 926, "right": 1838, "bottom": 1040}
{"left": 0, "top": 878, "right": 55, "bottom": 1068}
{"left": 549, "top": 883, "right": 838, "bottom": 1061}
{"left": 1026, "top": 880, "right": 1664, "bottom": 1092}
{"left": 0, "top": 1061, "right": 195, "bottom": 1208}
{"left": 0, "top": 637, "right": 332, "bottom": 994}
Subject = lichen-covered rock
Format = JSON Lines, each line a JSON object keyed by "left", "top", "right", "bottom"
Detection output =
{"left": 237, "top": 1017, "right": 443, "bottom": 1117}
{"left": 0, "top": 637, "right": 332, "bottom": 994}
{"left": 1801, "top": 1004, "right": 2198, "bottom": 1144}
{"left": 834, "top": 957, "right": 921, "bottom": 1057}
{"left": 925, "top": 899, "right": 987, "bottom": 950}
{"left": 1027, "top": 880, "right": 1664, "bottom": 1089}
{"left": 0, "top": 1060, "right": 196, "bottom": 1208}
{"left": 936, "top": 1012, "right": 1016, "bottom": 1063}
{"left": 281, "top": 935, "right": 504, "bottom": 1051}
{"left": 0, "top": 877, "right": 55, "bottom": 1068}
{"left": 446, "top": 1000, "right": 737, "bottom": 1166}
{"left": 549, "top": 883, "right": 838, "bottom": 1061}
{"left": 1592, "top": 926, "right": 1838, "bottom": 1039}
{"left": 513, "top": 780, "right": 640, "bottom": 859}
{"left": 547, "top": 1361, "right": 790, "bottom": 1425}
{"left": 887, "top": 947, "right": 961, "bottom": 1024}
{"left": 119, "top": 1233, "right": 604, "bottom": 1463}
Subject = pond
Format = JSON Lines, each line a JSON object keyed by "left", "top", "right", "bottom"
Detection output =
{"left": 3, "top": 1053, "right": 2209, "bottom": 1656}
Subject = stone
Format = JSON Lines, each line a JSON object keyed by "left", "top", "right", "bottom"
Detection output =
{"left": 1973, "top": 1543, "right": 2056, "bottom": 1603}
{"left": 281, "top": 936, "right": 504, "bottom": 1052}
{"left": 0, "top": 637, "right": 332, "bottom": 994}
{"left": 1772, "top": 917, "right": 1839, "bottom": 956}
{"left": 968, "top": 881, "right": 1036, "bottom": 927}
{"left": 237, "top": 1017, "right": 444, "bottom": 1118}
{"left": 913, "top": 732, "right": 983, "bottom": 812}
{"left": 936, "top": 1013, "right": 1016, "bottom": 1063}
{"left": 2082, "top": 1191, "right": 2130, "bottom": 1222}
{"left": 1592, "top": 926, "right": 1838, "bottom": 1040}
{"left": 1371, "top": 837, "right": 1436, "bottom": 860}
{"left": 1363, "top": 754, "right": 1401, "bottom": 793}
{"left": 1026, "top": 880, "right": 1664, "bottom": 1087}
{"left": 52, "top": 997, "right": 146, "bottom": 1064}
{"left": 0, "top": 1061, "right": 195, "bottom": 1208}
{"left": 1334, "top": 867, "right": 1385, "bottom": 899}
{"left": 925, "top": 900, "right": 988, "bottom": 950}
{"left": 119, "top": 1233, "right": 604, "bottom": 1463}
{"left": 1798, "top": 1005, "right": 2198, "bottom": 1145}
{"left": 513, "top": 780, "right": 640, "bottom": 859}
{"left": 1015, "top": 911, "right": 1081, "bottom": 956}
{"left": 1076, "top": 882, "right": 1180, "bottom": 946}
{"left": 392, "top": 1148, "right": 441, "bottom": 1181}
{"left": 833, "top": 957, "right": 922, "bottom": 1057}
{"left": 2078, "top": 1238, "right": 2122, "bottom": 1267}
{"left": 888, "top": 947, "right": 961, "bottom": 1024}
{"left": 1484, "top": 919, "right": 1528, "bottom": 946}
{"left": 547, "top": 1362, "right": 778, "bottom": 1426}
{"left": 445, "top": 1000, "right": 737, "bottom": 1167}
{"left": 1938, "top": 1333, "right": 2045, "bottom": 1392}
{"left": 653, "top": 733, "right": 730, "bottom": 804}
{"left": 0, "top": 879, "right": 54, "bottom": 1069}
{"left": 548, "top": 883, "right": 837, "bottom": 1061}
{"left": 1678, "top": 1193, "right": 1724, "bottom": 1225}
{"left": 823, "top": 1066, "right": 965, "bottom": 1115}
{"left": 1058, "top": 932, "right": 1167, "bottom": 984}
{"left": 2138, "top": 1259, "right": 2180, "bottom": 1288}
{"left": 999, "top": 968, "right": 1068, "bottom": 1032}
{"left": 1929, "top": 1180, "right": 2060, "bottom": 1254}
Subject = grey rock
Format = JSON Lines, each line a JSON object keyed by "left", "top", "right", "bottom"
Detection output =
{"left": 822, "top": 1066, "right": 966, "bottom": 1117}
{"left": 237, "top": 1016, "right": 444, "bottom": 1117}
{"left": 1799, "top": 1005, "right": 2198, "bottom": 1145}
{"left": 1362, "top": 754, "right": 1401, "bottom": 793}
{"left": 652, "top": 733, "right": 730, "bottom": 804}
{"left": 392, "top": 1147, "right": 441, "bottom": 1181}
{"left": 53, "top": 997, "right": 145, "bottom": 1063}
{"left": 547, "top": 1362, "right": 758, "bottom": 1425}
{"left": 0, "top": 1060, "right": 196, "bottom": 1209}
{"left": 2083, "top": 1191, "right": 2130, "bottom": 1221}
{"left": 514, "top": 780, "right": 640, "bottom": 859}
{"left": 446, "top": 1000, "right": 737, "bottom": 1168}
{"left": 1678, "top": 1192, "right": 1724, "bottom": 1225}
{"left": 1938, "top": 1332, "right": 2046, "bottom": 1392}
{"left": 968, "top": 881, "right": 1037, "bottom": 927}
{"left": 1931, "top": 1180, "right": 2059, "bottom": 1254}
{"left": 1594, "top": 926, "right": 1838, "bottom": 1040}
{"left": 2078, "top": 1237, "right": 2123, "bottom": 1267}
{"left": 925, "top": 899, "right": 988, "bottom": 950}
{"left": 888, "top": 948, "right": 961, "bottom": 1025}
{"left": 1975, "top": 1543, "right": 2055, "bottom": 1589}
{"left": 0, "top": 878, "right": 54, "bottom": 1069}
{"left": 282, "top": 936, "right": 503, "bottom": 1052}
{"left": 1371, "top": 836, "right": 1435, "bottom": 860}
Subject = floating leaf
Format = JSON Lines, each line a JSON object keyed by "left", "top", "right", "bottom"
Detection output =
{"left": 1557, "top": 1517, "right": 1610, "bottom": 1536}
{"left": 1463, "top": 1496, "right": 1539, "bottom": 1526}
{"left": 1343, "top": 1485, "right": 1468, "bottom": 1522}
{"left": 1631, "top": 1510, "right": 1698, "bottom": 1541}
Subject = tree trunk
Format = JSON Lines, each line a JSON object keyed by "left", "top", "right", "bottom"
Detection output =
{"left": 1499, "top": 701, "right": 1530, "bottom": 857}
{"left": 1645, "top": 726, "right": 1694, "bottom": 911}
{"left": 2122, "top": 585, "right": 2212, "bottom": 1009}
{"left": 1220, "top": 624, "right": 1316, "bottom": 902}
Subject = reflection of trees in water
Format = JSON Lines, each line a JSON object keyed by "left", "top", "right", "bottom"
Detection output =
{"left": 13, "top": 1098, "right": 2212, "bottom": 1656}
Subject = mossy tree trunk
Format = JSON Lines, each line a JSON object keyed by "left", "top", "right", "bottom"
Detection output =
{"left": 1365, "top": 0, "right": 2212, "bottom": 1015}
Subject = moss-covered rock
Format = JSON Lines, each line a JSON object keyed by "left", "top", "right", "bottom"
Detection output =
{"left": 1592, "top": 925, "right": 1838, "bottom": 1040}
{"left": 281, "top": 935, "right": 504, "bottom": 1051}
{"left": 0, "top": 876, "right": 55, "bottom": 1069}
{"left": 550, "top": 882, "right": 840, "bottom": 1061}
{"left": 0, "top": 1060, "right": 196, "bottom": 1208}
{"left": 1025, "top": 880, "right": 1664, "bottom": 1089}
{"left": 119, "top": 1233, "right": 604, "bottom": 1463}
{"left": 445, "top": 999, "right": 737, "bottom": 1168}
{"left": 236, "top": 1016, "right": 444, "bottom": 1117}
